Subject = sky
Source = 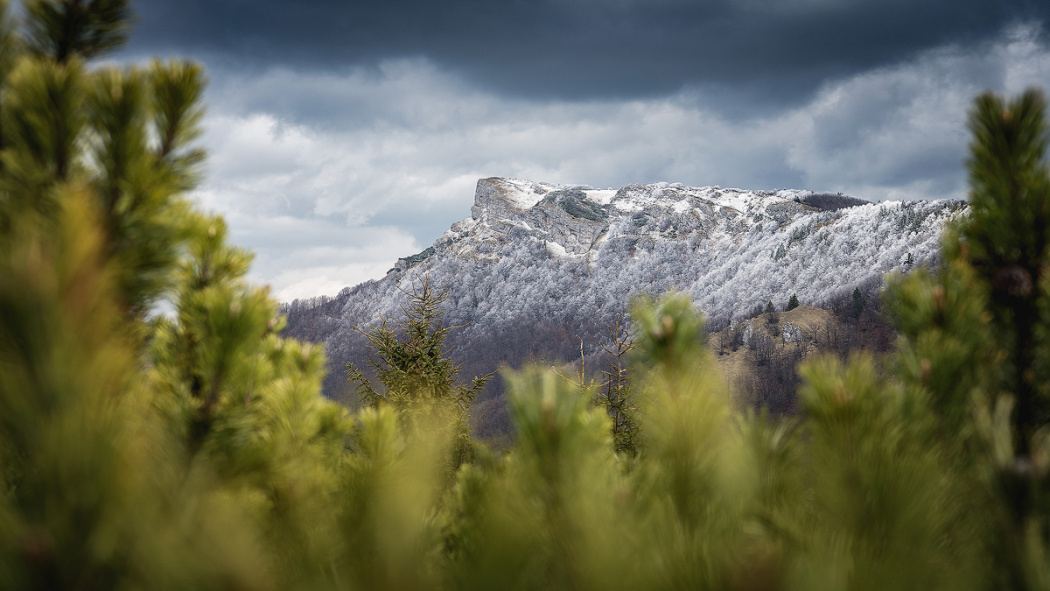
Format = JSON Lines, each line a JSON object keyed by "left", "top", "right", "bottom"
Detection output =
{"left": 117, "top": 0, "right": 1050, "bottom": 302}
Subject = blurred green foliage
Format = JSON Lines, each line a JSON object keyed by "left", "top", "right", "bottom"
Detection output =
{"left": 4, "top": 1, "right": 1050, "bottom": 589}
{"left": 346, "top": 275, "right": 493, "bottom": 470}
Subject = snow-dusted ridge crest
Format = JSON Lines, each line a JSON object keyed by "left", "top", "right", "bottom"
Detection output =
{"left": 459, "top": 176, "right": 810, "bottom": 217}
{"left": 410, "top": 177, "right": 819, "bottom": 268}
{"left": 287, "top": 177, "right": 964, "bottom": 379}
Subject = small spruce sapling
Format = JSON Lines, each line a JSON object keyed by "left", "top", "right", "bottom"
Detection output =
{"left": 346, "top": 275, "right": 493, "bottom": 465}
{"left": 851, "top": 287, "right": 864, "bottom": 319}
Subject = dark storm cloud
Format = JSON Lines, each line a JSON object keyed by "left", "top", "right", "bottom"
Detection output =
{"left": 127, "top": 0, "right": 1049, "bottom": 107}
{"left": 115, "top": 0, "right": 1050, "bottom": 300}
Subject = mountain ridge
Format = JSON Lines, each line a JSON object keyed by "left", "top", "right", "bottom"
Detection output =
{"left": 283, "top": 177, "right": 964, "bottom": 419}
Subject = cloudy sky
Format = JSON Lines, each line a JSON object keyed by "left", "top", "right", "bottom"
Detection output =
{"left": 118, "top": 0, "right": 1050, "bottom": 302}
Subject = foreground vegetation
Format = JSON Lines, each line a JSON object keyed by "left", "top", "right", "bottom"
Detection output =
{"left": 4, "top": 1, "right": 1050, "bottom": 589}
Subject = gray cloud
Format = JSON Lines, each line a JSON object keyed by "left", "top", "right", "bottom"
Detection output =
{"left": 125, "top": 0, "right": 1050, "bottom": 111}
{"left": 112, "top": 0, "right": 1050, "bottom": 301}
{"left": 184, "top": 23, "right": 1050, "bottom": 301}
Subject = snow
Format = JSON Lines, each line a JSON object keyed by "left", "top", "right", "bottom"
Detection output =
{"left": 700, "top": 188, "right": 776, "bottom": 215}
{"left": 611, "top": 199, "right": 643, "bottom": 212}
{"left": 315, "top": 177, "right": 964, "bottom": 365}
{"left": 584, "top": 189, "right": 617, "bottom": 205}
{"left": 496, "top": 177, "right": 553, "bottom": 209}
{"left": 490, "top": 178, "right": 626, "bottom": 211}
{"left": 546, "top": 240, "right": 569, "bottom": 258}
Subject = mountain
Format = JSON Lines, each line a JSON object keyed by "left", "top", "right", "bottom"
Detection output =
{"left": 283, "top": 177, "right": 964, "bottom": 432}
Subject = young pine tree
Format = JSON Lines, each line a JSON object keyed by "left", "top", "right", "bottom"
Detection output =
{"left": 346, "top": 275, "right": 493, "bottom": 467}
{"left": 0, "top": 2, "right": 352, "bottom": 588}
{"left": 884, "top": 88, "right": 1050, "bottom": 589}
{"left": 851, "top": 286, "right": 864, "bottom": 319}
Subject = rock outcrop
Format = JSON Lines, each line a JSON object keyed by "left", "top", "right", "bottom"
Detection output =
{"left": 284, "top": 177, "right": 965, "bottom": 418}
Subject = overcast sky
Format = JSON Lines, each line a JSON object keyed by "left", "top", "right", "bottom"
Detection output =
{"left": 118, "top": 0, "right": 1050, "bottom": 302}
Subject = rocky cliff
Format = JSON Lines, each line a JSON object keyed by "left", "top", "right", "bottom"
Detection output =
{"left": 283, "top": 177, "right": 964, "bottom": 428}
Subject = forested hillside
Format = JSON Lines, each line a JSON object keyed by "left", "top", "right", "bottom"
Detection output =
{"left": 284, "top": 176, "right": 960, "bottom": 418}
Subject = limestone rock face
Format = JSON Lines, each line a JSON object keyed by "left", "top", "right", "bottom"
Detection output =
{"left": 285, "top": 176, "right": 965, "bottom": 400}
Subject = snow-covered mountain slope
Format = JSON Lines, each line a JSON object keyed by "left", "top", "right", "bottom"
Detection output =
{"left": 284, "top": 177, "right": 963, "bottom": 401}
